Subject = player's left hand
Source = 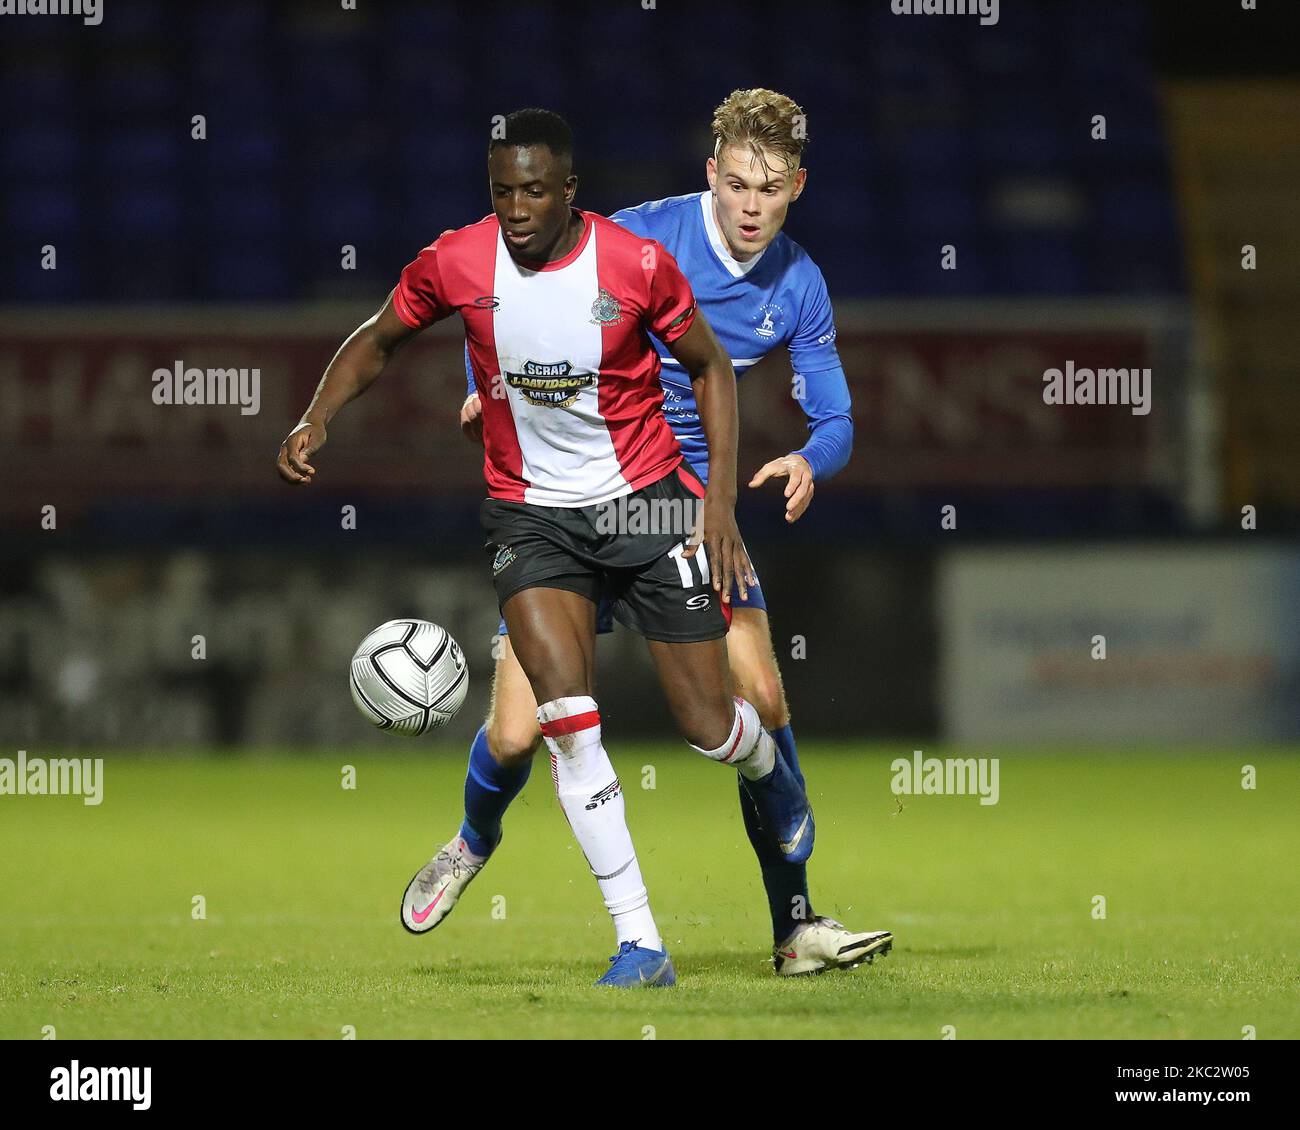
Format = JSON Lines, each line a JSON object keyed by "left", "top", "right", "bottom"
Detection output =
{"left": 749, "top": 454, "right": 814, "bottom": 523}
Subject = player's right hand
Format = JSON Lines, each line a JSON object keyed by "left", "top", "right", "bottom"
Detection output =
{"left": 685, "top": 494, "right": 755, "bottom": 604}
{"left": 460, "top": 393, "right": 484, "bottom": 445}
{"left": 276, "top": 420, "right": 325, "bottom": 484}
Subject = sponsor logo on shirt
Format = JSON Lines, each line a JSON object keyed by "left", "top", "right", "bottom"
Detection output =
{"left": 502, "top": 359, "right": 595, "bottom": 408}
{"left": 473, "top": 295, "right": 501, "bottom": 309}
{"left": 589, "top": 287, "right": 623, "bottom": 326}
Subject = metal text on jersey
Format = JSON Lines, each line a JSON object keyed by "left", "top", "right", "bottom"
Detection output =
{"left": 502, "top": 360, "right": 594, "bottom": 408}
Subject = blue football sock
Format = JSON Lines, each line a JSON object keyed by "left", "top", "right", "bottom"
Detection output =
{"left": 772, "top": 723, "right": 804, "bottom": 788}
{"left": 738, "top": 770, "right": 813, "bottom": 944}
{"left": 458, "top": 724, "right": 532, "bottom": 857}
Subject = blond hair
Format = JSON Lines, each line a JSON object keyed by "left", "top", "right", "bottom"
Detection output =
{"left": 711, "top": 88, "right": 807, "bottom": 175}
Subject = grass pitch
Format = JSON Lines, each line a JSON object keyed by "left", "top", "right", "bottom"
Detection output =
{"left": 1, "top": 745, "right": 1297, "bottom": 1040}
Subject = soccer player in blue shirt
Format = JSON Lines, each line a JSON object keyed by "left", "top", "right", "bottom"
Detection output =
{"left": 406, "top": 90, "right": 892, "bottom": 977}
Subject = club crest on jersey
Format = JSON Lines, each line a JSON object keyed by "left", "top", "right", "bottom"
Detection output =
{"left": 503, "top": 360, "right": 594, "bottom": 408}
{"left": 589, "top": 287, "right": 623, "bottom": 326}
{"left": 753, "top": 303, "right": 785, "bottom": 340}
{"left": 492, "top": 545, "right": 517, "bottom": 575}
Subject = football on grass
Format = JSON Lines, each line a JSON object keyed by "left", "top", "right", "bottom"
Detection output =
{"left": 348, "top": 619, "right": 469, "bottom": 736}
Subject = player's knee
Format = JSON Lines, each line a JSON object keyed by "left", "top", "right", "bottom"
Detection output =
{"left": 486, "top": 717, "right": 542, "bottom": 767}
{"left": 748, "top": 673, "right": 789, "bottom": 731}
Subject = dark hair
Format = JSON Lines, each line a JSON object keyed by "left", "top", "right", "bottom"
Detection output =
{"left": 489, "top": 108, "right": 574, "bottom": 162}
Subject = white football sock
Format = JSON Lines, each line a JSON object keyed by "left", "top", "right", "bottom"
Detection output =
{"left": 538, "top": 695, "right": 663, "bottom": 952}
{"left": 688, "top": 696, "right": 776, "bottom": 781}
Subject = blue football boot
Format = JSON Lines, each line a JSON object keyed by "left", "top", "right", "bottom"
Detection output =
{"left": 595, "top": 940, "right": 677, "bottom": 988}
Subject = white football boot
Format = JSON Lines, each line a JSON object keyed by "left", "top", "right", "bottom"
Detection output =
{"left": 400, "top": 834, "right": 493, "bottom": 934}
{"left": 773, "top": 917, "right": 893, "bottom": 976}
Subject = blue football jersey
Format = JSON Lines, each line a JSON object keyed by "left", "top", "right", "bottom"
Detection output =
{"left": 462, "top": 191, "right": 853, "bottom": 485}
{"left": 609, "top": 191, "right": 851, "bottom": 484}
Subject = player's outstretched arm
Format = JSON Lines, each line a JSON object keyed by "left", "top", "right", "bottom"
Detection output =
{"left": 665, "top": 314, "right": 756, "bottom": 602}
{"left": 276, "top": 293, "right": 419, "bottom": 484}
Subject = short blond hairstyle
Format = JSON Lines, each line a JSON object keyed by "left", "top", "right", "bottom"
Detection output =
{"left": 711, "top": 88, "right": 807, "bottom": 175}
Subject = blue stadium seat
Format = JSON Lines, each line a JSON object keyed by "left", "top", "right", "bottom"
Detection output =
{"left": 8, "top": 257, "right": 83, "bottom": 300}
{"left": 104, "top": 189, "right": 183, "bottom": 238}
{"left": 97, "top": 0, "right": 170, "bottom": 41}
{"left": 898, "top": 238, "right": 989, "bottom": 295}
{"left": 306, "top": 184, "right": 380, "bottom": 240}
{"left": 202, "top": 186, "right": 283, "bottom": 238}
{"left": 100, "top": 130, "right": 180, "bottom": 177}
{"left": 400, "top": 126, "right": 481, "bottom": 181}
{"left": 286, "top": 52, "right": 369, "bottom": 114}
{"left": 1093, "top": 180, "right": 1179, "bottom": 238}
{"left": 96, "top": 241, "right": 190, "bottom": 300}
{"left": 0, "top": 0, "right": 1182, "bottom": 304}
{"left": 6, "top": 185, "right": 82, "bottom": 235}
{"left": 895, "top": 179, "right": 979, "bottom": 236}
{"left": 199, "top": 129, "right": 279, "bottom": 176}
{"left": 187, "top": 0, "right": 271, "bottom": 42}
{"left": 976, "top": 120, "right": 1069, "bottom": 174}
{"left": 1085, "top": 238, "right": 1183, "bottom": 294}
{"left": 97, "top": 63, "right": 178, "bottom": 114}
{"left": 1, "top": 66, "right": 78, "bottom": 112}
{"left": 992, "top": 231, "right": 1084, "bottom": 294}
{"left": 2, "top": 126, "right": 80, "bottom": 178}
{"left": 898, "top": 128, "right": 972, "bottom": 176}
{"left": 192, "top": 54, "right": 273, "bottom": 112}
{"left": 208, "top": 243, "right": 289, "bottom": 299}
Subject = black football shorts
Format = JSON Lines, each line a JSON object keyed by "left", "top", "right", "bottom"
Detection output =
{"left": 480, "top": 462, "right": 730, "bottom": 644}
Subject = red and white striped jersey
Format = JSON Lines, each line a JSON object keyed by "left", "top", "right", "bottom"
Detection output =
{"left": 393, "top": 210, "right": 698, "bottom": 507}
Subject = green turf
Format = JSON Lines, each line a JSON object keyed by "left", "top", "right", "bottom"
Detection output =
{"left": 1, "top": 745, "right": 1297, "bottom": 1040}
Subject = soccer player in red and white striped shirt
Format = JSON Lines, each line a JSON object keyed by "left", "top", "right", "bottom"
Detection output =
{"left": 277, "top": 109, "right": 813, "bottom": 987}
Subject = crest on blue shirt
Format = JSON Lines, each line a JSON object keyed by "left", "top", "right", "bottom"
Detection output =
{"left": 753, "top": 303, "right": 785, "bottom": 339}
{"left": 589, "top": 287, "right": 623, "bottom": 326}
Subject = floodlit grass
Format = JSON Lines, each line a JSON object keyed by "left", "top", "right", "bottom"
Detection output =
{"left": 2, "top": 746, "right": 1296, "bottom": 1039}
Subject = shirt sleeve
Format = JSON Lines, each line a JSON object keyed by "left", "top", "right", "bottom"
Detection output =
{"left": 646, "top": 243, "right": 697, "bottom": 343}
{"left": 787, "top": 262, "right": 842, "bottom": 375}
{"left": 792, "top": 363, "right": 854, "bottom": 482}
{"left": 464, "top": 341, "right": 475, "bottom": 398}
{"left": 392, "top": 241, "right": 454, "bottom": 330}
{"left": 610, "top": 200, "right": 653, "bottom": 233}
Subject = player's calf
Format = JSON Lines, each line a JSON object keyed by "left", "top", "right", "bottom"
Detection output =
{"left": 688, "top": 696, "right": 815, "bottom": 864}
{"left": 483, "top": 630, "right": 544, "bottom": 769}
{"left": 536, "top": 695, "right": 668, "bottom": 973}
{"left": 455, "top": 639, "right": 542, "bottom": 860}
